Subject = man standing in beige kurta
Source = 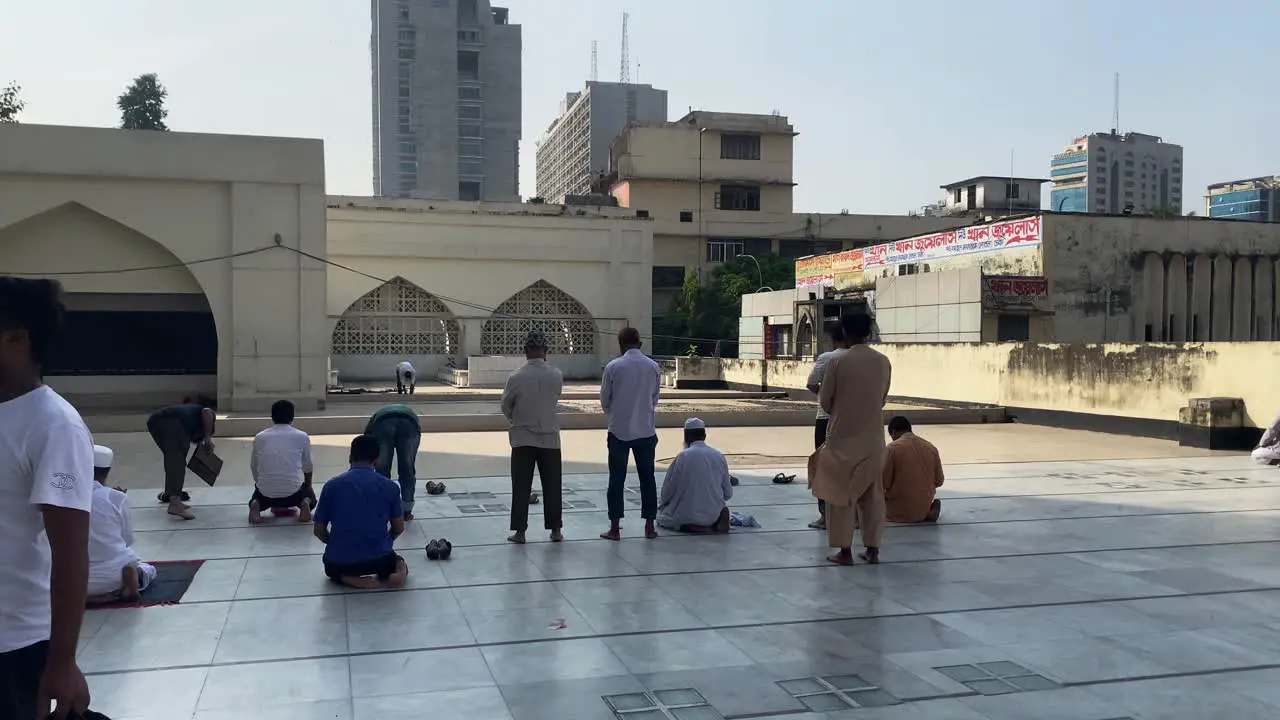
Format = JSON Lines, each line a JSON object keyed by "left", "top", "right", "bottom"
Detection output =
{"left": 809, "top": 313, "right": 891, "bottom": 565}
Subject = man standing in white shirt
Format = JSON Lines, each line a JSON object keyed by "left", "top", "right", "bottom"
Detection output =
{"left": 0, "top": 277, "right": 94, "bottom": 719}
{"left": 249, "top": 400, "right": 316, "bottom": 524}
{"left": 657, "top": 418, "right": 734, "bottom": 533}
{"left": 500, "top": 330, "right": 565, "bottom": 544}
{"left": 599, "top": 327, "right": 662, "bottom": 541}
{"left": 805, "top": 323, "right": 849, "bottom": 531}
{"left": 86, "top": 445, "right": 157, "bottom": 604}
{"left": 396, "top": 361, "right": 416, "bottom": 395}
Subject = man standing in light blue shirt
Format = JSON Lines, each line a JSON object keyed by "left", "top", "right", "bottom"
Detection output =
{"left": 599, "top": 327, "right": 661, "bottom": 541}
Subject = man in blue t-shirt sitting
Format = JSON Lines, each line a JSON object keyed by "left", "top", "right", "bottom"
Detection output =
{"left": 313, "top": 435, "right": 408, "bottom": 589}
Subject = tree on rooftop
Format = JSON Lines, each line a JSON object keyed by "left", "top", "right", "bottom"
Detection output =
{"left": 118, "top": 73, "right": 169, "bottom": 131}
{"left": 0, "top": 82, "right": 25, "bottom": 123}
{"left": 661, "top": 254, "right": 795, "bottom": 357}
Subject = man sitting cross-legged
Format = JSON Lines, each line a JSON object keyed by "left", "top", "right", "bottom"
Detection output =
{"left": 883, "top": 416, "right": 944, "bottom": 523}
{"left": 87, "top": 445, "right": 157, "bottom": 604}
{"left": 313, "top": 434, "right": 409, "bottom": 589}
{"left": 249, "top": 399, "right": 316, "bottom": 524}
{"left": 656, "top": 418, "right": 733, "bottom": 534}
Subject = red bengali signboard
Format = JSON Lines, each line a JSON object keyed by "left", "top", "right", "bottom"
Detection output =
{"left": 863, "top": 215, "right": 1042, "bottom": 269}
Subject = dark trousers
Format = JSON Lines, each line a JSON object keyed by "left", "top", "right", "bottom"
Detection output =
{"left": 606, "top": 433, "right": 658, "bottom": 521}
{"left": 0, "top": 640, "right": 47, "bottom": 720}
{"left": 815, "top": 418, "right": 829, "bottom": 517}
{"left": 148, "top": 416, "right": 192, "bottom": 499}
{"left": 509, "top": 446, "right": 563, "bottom": 531}
{"left": 250, "top": 482, "right": 317, "bottom": 510}
{"left": 372, "top": 416, "right": 421, "bottom": 511}
{"left": 395, "top": 371, "right": 416, "bottom": 394}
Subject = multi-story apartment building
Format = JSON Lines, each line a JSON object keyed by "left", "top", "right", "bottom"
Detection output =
{"left": 535, "top": 82, "right": 667, "bottom": 203}
{"left": 1207, "top": 176, "right": 1280, "bottom": 222}
{"left": 371, "top": 0, "right": 521, "bottom": 201}
{"left": 605, "top": 111, "right": 965, "bottom": 320}
{"left": 1049, "top": 131, "right": 1183, "bottom": 215}
{"left": 939, "top": 176, "right": 1047, "bottom": 217}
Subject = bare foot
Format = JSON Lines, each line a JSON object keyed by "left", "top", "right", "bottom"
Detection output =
{"left": 119, "top": 565, "right": 141, "bottom": 603}
{"left": 342, "top": 575, "right": 384, "bottom": 590}
{"left": 599, "top": 527, "right": 621, "bottom": 541}
{"left": 403, "top": 511, "right": 415, "bottom": 522}
{"left": 168, "top": 502, "right": 195, "bottom": 521}
{"left": 386, "top": 558, "right": 409, "bottom": 588}
{"left": 807, "top": 518, "right": 826, "bottom": 530}
{"left": 507, "top": 531, "right": 526, "bottom": 544}
{"left": 925, "top": 499, "right": 941, "bottom": 523}
{"left": 857, "top": 548, "right": 880, "bottom": 565}
{"left": 644, "top": 521, "right": 658, "bottom": 539}
{"left": 248, "top": 500, "right": 264, "bottom": 525}
{"left": 827, "top": 549, "right": 855, "bottom": 566}
{"left": 550, "top": 530, "right": 564, "bottom": 542}
{"left": 298, "top": 501, "right": 312, "bottom": 523}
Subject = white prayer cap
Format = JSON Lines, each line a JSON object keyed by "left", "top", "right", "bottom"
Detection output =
{"left": 93, "top": 445, "right": 114, "bottom": 469}
{"left": 683, "top": 417, "right": 706, "bottom": 431}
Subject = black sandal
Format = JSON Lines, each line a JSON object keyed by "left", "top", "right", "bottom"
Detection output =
{"left": 438, "top": 539, "right": 453, "bottom": 560}
{"left": 426, "top": 539, "right": 441, "bottom": 560}
{"left": 772, "top": 473, "right": 796, "bottom": 485}
{"left": 157, "top": 491, "right": 192, "bottom": 503}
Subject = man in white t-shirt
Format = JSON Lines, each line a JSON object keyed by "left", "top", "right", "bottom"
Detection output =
{"left": 86, "top": 445, "right": 157, "bottom": 604}
{"left": 249, "top": 400, "right": 315, "bottom": 524}
{"left": 805, "top": 322, "right": 849, "bottom": 531}
{"left": 0, "top": 277, "right": 95, "bottom": 719}
{"left": 396, "top": 361, "right": 416, "bottom": 395}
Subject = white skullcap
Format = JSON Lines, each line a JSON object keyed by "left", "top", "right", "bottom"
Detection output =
{"left": 683, "top": 417, "right": 706, "bottom": 431}
{"left": 93, "top": 445, "right": 114, "bottom": 469}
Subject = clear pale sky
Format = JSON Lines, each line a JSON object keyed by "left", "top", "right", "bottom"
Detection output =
{"left": 4, "top": 0, "right": 1275, "bottom": 214}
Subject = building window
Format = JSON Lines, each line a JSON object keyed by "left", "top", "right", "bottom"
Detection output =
{"left": 398, "top": 46, "right": 415, "bottom": 59}
{"left": 716, "top": 185, "right": 761, "bottom": 212}
{"left": 398, "top": 5, "right": 409, "bottom": 19}
{"left": 457, "top": 30, "right": 481, "bottom": 43}
{"left": 398, "top": 28, "right": 415, "bottom": 43}
{"left": 458, "top": 159, "right": 483, "bottom": 176}
{"left": 398, "top": 85, "right": 411, "bottom": 98}
{"left": 720, "top": 134, "right": 761, "bottom": 161}
{"left": 459, "top": 139, "right": 482, "bottom": 157}
{"left": 459, "top": 181, "right": 482, "bottom": 201}
{"left": 458, "top": 0, "right": 478, "bottom": 25}
{"left": 398, "top": 141, "right": 416, "bottom": 155}
{"left": 458, "top": 104, "right": 482, "bottom": 120}
{"left": 679, "top": 210, "right": 693, "bottom": 223}
{"left": 953, "top": 188, "right": 962, "bottom": 203}
{"left": 1005, "top": 182, "right": 1020, "bottom": 199}
{"left": 996, "top": 314, "right": 1030, "bottom": 341}
{"left": 458, "top": 50, "right": 480, "bottom": 81}
{"left": 458, "top": 85, "right": 482, "bottom": 100}
{"left": 458, "top": 122, "right": 482, "bottom": 139}
{"left": 652, "top": 266, "right": 686, "bottom": 289}
{"left": 398, "top": 160, "right": 417, "bottom": 174}
{"left": 706, "top": 240, "right": 746, "bottom": 263}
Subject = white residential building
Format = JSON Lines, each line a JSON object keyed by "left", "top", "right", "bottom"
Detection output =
{"left": 1049, "top": 131, "right": 1183, "bottom": 215}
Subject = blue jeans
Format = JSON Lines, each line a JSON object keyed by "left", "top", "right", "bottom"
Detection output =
{"left": 372, "top": 415, "right": 421, "bottom": 512}
{"left": 606, "top": 433, "right": 658, "bottom": 521}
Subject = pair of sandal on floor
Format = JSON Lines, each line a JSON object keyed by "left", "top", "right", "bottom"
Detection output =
{"left": 425, "top": 538, "right": 453, "bottom": 560}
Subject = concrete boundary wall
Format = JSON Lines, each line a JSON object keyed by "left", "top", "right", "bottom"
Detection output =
{"left": 709, "top": 343, "right": 1280, "bottom": 431}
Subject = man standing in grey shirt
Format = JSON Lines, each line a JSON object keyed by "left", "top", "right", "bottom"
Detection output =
{"left": 501, "top": 330, "right": 564, "bottom": 544}
{"left": 599, "top": 327, "right": 661, "bottom": 541}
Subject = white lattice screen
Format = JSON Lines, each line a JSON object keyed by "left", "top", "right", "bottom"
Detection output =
{"left": 480, "top": 280, "right": 597, "bottom": 355}
{"left": 332, "top": 279, "right": 460, "bottom": 356}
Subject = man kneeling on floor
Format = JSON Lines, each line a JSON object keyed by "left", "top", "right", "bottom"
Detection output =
{"left": 883, "top": 416, "right": 944, "bottom": 523}
{"left": 313, "top": 434, "right": 408, "bottom": 589}
{"left": 87, "top": 445, "right": 157, "bottom": 604}
{"left": 656, "top": 418, "right": 733, "bottom": 534}
{"left": 249, "top": 400, "right": 316, "bottom": 524}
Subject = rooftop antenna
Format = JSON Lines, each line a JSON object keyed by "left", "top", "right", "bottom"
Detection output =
{"left": 619, "top": 12, "right": 631, "bottom": 83}
{"left": 1008, "top": 148, "right": 1014, "bottom": 215}
{"left": 1112, "top": 72, "right": 1120, "bottom": 134}
{"left": 590, "top": 40, "right": 598, "bottom": 82}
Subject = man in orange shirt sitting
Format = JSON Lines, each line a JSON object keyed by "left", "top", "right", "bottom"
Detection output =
{"left": 882, "top": 416, "right": 944, "bottom": 523}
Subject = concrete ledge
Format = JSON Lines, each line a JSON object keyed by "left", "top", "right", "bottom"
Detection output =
{"left": 84, "top": 406, "right": 1007, "bottom": 437}
{"left": 1005, "top": 406, "right": 1180, "bottom": 440}
{"left": 1177, "top": 424, "right": 1263, "bottom": 451}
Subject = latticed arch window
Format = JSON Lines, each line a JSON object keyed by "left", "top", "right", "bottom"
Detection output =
{"left": 332, "top": 278, "right": 460, "bottom": 355}
{"left": 480, "top": 280, "right": 597, "bottom": 355}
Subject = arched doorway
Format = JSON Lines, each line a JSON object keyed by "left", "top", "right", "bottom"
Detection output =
{"left": 0, "top": 202, "right": 219, "bottom": 408}
{"left": 480, "top": 280, "right": 598, "bottom": 357}
{"left": 331, "top": 277, "right": 460, "bottom": 382}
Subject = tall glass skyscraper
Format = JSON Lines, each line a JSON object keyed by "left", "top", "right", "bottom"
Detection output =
{"left": 1207, "top": 176, "right": 1279, "bottom": 222}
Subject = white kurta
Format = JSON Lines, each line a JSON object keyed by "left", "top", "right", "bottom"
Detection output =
{"left": 1253, "top": 412, "right": 1280, "bottom": 465}
{"left": 88, "top": 483, "right": 155, "bottom": 595}
{"left": 657, "top": 441, "right": 733, "bottom": 529}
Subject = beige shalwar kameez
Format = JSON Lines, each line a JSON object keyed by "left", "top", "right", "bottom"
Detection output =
{"left": 807, "top": 344, "right": 892, "bottom": 550}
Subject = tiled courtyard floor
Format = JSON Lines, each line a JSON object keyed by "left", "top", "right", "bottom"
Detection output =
{"left": 83, "top": 434, "right": 1280, "bottom": 719}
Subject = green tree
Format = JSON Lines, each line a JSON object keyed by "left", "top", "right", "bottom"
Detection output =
{"left": 0, "top": 82, "right": 25, "bottom": 123}
{"left": 662, "top": 254, "right": 796, "bottom": 357}
{"left": 118, "top": 73, "right": 169, "bottom": 130}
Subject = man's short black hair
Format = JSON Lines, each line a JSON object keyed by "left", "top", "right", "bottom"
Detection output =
{"left": 683, "top": 428, "right": 707, "bottom": 445}
{"left": 271, "top": 400, "right": 296, "bottom": 425}
{"left": 617, "top": 326, "right": 641, "bottom": 348}
{"left": 0, "top": 277, "right": 66, "bottom": 367}
{"left": 840, "top": 313, "right": 874, "bottom": 342}
{"left": 825, "top": 322, "right": 845, "bottom": 343}
{"left": 350, "top": 434, "right": 381, "bottom": 464}
{"left": 887, "top": 416, "right": 912, "bottom": 434}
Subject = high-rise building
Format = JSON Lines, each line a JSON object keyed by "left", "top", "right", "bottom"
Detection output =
{"left": 535, "top": 82, "right": 667, "bottom": 203}
{"left": 1049, "top": 132, "right": 1183, "bottom": 215}
{"left": 1207, "top": 176, "right": 1280, "bottom": 222}
{"left": 371, "top": 0, "right": 521, "bottom": 201}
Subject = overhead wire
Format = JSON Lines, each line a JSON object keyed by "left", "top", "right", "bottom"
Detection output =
{"left": 7, "top": 246, "right": 277, "bottom": 276}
